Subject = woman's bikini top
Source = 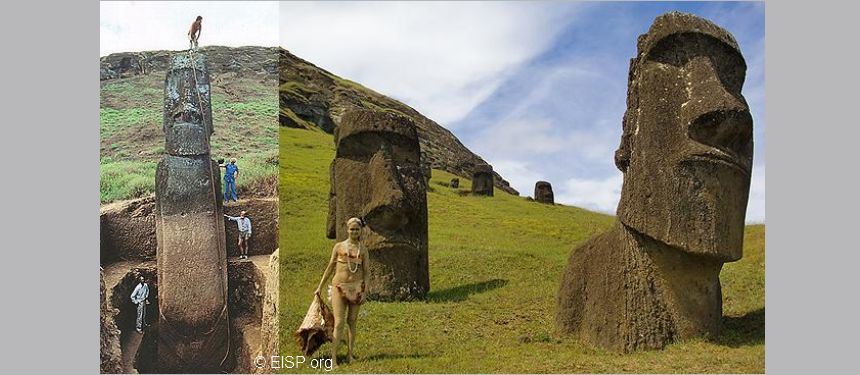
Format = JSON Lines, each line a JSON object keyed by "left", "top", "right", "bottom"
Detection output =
{"left": 336, "top": 245, "right": 363, "bottom": 264}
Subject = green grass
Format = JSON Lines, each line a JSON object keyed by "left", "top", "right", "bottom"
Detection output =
{"left": 100, "top": 158, "right": 158, "bottom": 202}
{"left": 279, "top": 126, "right": 765, "bottom": 373}
{"left": 100, "top": 71, "right": 278, "bottom": 203}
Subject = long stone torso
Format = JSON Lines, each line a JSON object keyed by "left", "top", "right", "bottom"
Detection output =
{"left": 155, "top": 52, "right": 230, "bottom": 372}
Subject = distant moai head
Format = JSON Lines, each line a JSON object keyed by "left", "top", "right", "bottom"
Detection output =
{"left": 450, "top": 178, "right": 459, "bottom": 189}
{"left": 615, "top": 12, "right": 753, "bottom": 262}
{"left": 471, "top": 163, "right": 494, "bottom": 196}
{"left": 419, "top": 150, "right": 432, "bottom": 185}
{"left": 327, "top": 110, "right": 429, "bottom": 300}
{"left": 534, "top": 181, "right": 554, "bottom": 204}
{"left": 163, "top": 54, "right": 213, "bottom": 156}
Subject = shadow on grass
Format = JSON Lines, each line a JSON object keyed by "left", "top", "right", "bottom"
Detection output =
{"left": 713, "top": 307, "right": 765, "bottom": 347}
{"left": 362, "top": 353, "right": 430, "bottom": 362}
{"left": 426, "top": 279, "right": 508, "bottom": 302}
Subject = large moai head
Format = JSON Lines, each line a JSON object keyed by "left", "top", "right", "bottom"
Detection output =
{"left": 163, "top": 53, "right": 213, "bottom": 157}
{"left": 534, "top": 181, "right": 554, "bottom": 204}
{"left": 327, "top": 110, "right": 429, "bottom": 300}
{"left": 615, "top": 12, "right": 753, "bottom": 262}
{"left": 471, "top": 163, "right": 494, "bottom": 196}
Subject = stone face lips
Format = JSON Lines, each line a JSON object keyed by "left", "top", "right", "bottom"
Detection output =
{"left": 327, "top": 110, "right": 430, "bottom": 301}
{"left": 556, "top": 12, "right": 752, "bottom": 352}
{"left": 534, "top": 181, "right": 554, "bottom": 204}
{"left": 155, "top": 53, "right": 230, "bottom": 372}
{"left": 280, "top": 49, "right": 519, "bottom": 196}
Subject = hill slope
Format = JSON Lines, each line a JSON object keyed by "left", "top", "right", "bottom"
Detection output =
{"left": 279, "top": 126, "right": 764, "bottom": 373}
{"left": 279, "top": 48, "right": 519, "bottom": 196}
{"left": 100, "top": 46, "right": 279, "bottom": 202}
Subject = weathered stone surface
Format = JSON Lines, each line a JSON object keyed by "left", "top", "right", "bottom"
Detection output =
{"left": 556, "top": 12, "right": 753, "bottom": 352}
{"left": 534, "top": 181, "right": 554, "bottom": 204}
{"left": 450, "top": 177, "right": 459, "bottom": 189}
{"left": 471, "top": 163, "right": 494, "bottom": 197}
{"left": 327, "top": 110, "right": 429, "bottom": 301}
{"left": 100, "top": 268, "right": 123, "bottom": 374}
{"left": 420, "top": 150, "right": 432, "bottom": 186}
{"left": 258, "top": 249, "right": 280, "bottom": 373}
{"left": 155, "top": 52, "right": 230, "bottom": 372}
{"left": 280, "top": 49, "right": 519, "bottom": 195}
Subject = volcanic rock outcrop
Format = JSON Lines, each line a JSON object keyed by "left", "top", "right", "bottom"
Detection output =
{"left": 556, "top": 12, "right": 754, "bottom": 352}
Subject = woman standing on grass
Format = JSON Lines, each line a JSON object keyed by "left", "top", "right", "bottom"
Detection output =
{"left": 315, "top": 217, "right": 370, "bottom": 366}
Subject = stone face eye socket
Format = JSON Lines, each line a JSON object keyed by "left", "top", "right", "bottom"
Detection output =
{"left": 644, "top": 33, "right": 746, "bottom": 96}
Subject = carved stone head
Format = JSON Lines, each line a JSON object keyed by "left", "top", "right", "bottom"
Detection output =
{"left": 615, "top": 12, "right": 753, "bottom": 262}
{"left": 534, "top": 181, "right": 554, "bottom": 204}
{"left": 471, "top": 163, "right": 494, "bottom": 197}
{"left": 327, "top": 110, "right": 429, "bottom": 300}
{"left": 163, "top": 54, "right": 213, "bottom": 156}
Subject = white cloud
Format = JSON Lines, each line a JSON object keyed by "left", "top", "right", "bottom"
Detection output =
{"left": 100, "top": 1, "right": 279, "bottom": 56}
{"left": 280, "top": 1, "right": 580, "bottom": 125}
{"left": 747, "top": 164, "right": 765, "bottom": 223}
{"left": 556, "top": 174, "right": 624, "bottom": 214}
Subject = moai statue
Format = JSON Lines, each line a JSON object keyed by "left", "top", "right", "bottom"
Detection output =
{"left": 155, "top": 53, "right": 231, "bottom": 371}
{"left": 420, "top": 150, "right": 432, "bottom": 186}
{"left": 450, "top": 177, "right": 460, "bottom": 189}
{"left": 471, "top": 163, "right": 494, "bottom": 196}
{"left": 556, "top": 12, "right": 753, "bottom": 352}
{"left": 327, "top": 110, "right": 429, "bottom": 301}
{"left": 534, "top": 181, "right": 554, "bottom": 204}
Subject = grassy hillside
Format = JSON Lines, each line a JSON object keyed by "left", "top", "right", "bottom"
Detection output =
{"left": 279, "top": 126, "right": 765, "bottom": 373}
{"left": 100, "top": 62, "right": 278, "bottom": 203}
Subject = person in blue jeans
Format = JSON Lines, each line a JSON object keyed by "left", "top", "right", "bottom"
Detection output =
{"left": 221, "top": 158, "right": 239, "bottom": 202}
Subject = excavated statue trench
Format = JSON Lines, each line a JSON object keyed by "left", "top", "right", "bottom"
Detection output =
{"left": 100, "top": 196, "right": 279, "bottom": 373}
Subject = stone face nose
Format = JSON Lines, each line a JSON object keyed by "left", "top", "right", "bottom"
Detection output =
{"left": 682, "top": 57, "right": 752, "bottom": 159}
{"left": 366, "top": 145, "right": 409, "bottom": 232}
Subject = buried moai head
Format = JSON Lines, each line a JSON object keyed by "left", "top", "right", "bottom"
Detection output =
{"left": 614, "top": 12, "right": 753, "bottom": 262}
{"left": 327, "top": 110, "right": 429, "bottom": 300}
{"left": 534, "top": 181, "right": 554, "bottom": 204}
{"left": 162, "top": 54, "right": 213, "bottom": 156}
{"left": 471, "top": 163, "right": 494, "bottom": 196}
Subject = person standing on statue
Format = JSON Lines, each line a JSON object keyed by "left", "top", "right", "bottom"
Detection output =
{"left": 188, "top": 16, "right": 202, "bottom": 50}
{"left": 225, "top": 211, "right": 252, "bottom": 259}
{"left": 220, "top": 157, "right": 239, "bottom": 202}
{"left": 130, "top": 275, "right": 150, "bottom": 333}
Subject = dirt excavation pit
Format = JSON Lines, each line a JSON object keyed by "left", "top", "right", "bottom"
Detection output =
{"left": 107, "top": 267, "right": 158, "bottom": 374}
{"left": 100, "top": 196, "right": 278, "bottom": 262}
{"left": 100, "top": 195, "right": 280, "bottom": 373}
{"left": 102, "top": 259, "right": 276, "bottom": 373}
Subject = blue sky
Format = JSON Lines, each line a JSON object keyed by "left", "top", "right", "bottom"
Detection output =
{"left": 282, "top": 1, "right": 765, "bottom": 223}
